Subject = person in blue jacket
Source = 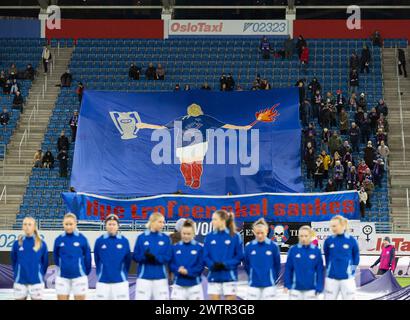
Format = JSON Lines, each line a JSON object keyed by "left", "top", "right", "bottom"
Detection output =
{"left": 284, "top": 225, "right": 324, "bottom": 300}
{"left": 170, "top": 219, "right": 205, "bottom": 300}
{"left": 11, "top": 217, "right": 48, "bottom": 300}
{"left": 203, "top": 210, "right": 244, "bottom": 300}
{"left": 94, "top": 214, "right": 131, "bottom": 300}
{"left": 133, "top": 212, "right": 172, "bottom": 300}
{"left": 244, "top": 218, "right": 281, "bottom": 300}
{"left": 323, "top": 215, "right": 360, "bottom": 300}
{"left": 53, "top": 213, "right": 92, "bottom": 300}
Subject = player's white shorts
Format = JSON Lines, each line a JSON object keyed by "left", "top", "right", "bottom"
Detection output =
{"left": 55, "top": 276, "right": 88, "bottom": 296}
{"left": 135, "top": 278, "right": 169, "bottom": 300}
{"left": 95, "top": 281, "right": 129, "bottom": 300}
{"left": 176, "top": 142, "right": 208, "bottom": 163}
{"left": 246, "top": 286, "right": 276, "bottom": 300}
{"left": 324, "top": 277, "right": 356, "bottom": 300}
{"left": 289, "top": 289, "right": 317, "bottom": 300}
{"left": 14, "top": 282, "right": 44, "bottom": 300}
{"left": 171, "top": 284, "right": 204, "bottom": 300}
{"left": 207, "top": 281, "right": 237, "bottom": 296}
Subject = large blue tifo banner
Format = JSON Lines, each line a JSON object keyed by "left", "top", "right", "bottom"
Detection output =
{"left": 62, "top": 190, "right": 360, "bottom": 222}
{"left": 71, "top": 88, "right": 303, "bottom": 196}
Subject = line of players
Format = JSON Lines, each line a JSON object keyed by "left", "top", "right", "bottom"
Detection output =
{"left": 10, "top": 210, "right": 359, "bottom": 300}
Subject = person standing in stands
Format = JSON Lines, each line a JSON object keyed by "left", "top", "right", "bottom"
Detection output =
{"left": 12, "top": 91, "right": 24, "bottom": 113}
{"left": 69, "top": 110, "right": 79, "bottom": 142}
{"left": 76, "top": 82, "right": 84, "bottom": 104}
{"left": 300, "top": 46, "right": 309, "bottom": 74}
{"left": 0, "top": 107, "right": 9, "bottom": 126}
{"left": 156, "top": 63, "right": 165, "bottom": 80}
{"left": 145, "top": 63, "right": 157, "bottom": 80}
{"left": 57, "top": 130, "right": 70, "bottom": 152}
{"left": 226, "top": 73, "right": 235, "bottom": 91}
{"left": 398, "top": 48, "right": 407, "bottom": 78}
{"left": 24, "top": 64, "right": 35, "bottom": 80}
{"left": 284, "top": 35, "right": 294, "bottom": 59}
{"left": 57, "top": 147, "right": 69, "bottom": 178}
{"left": 349, "top": 51, "right": 360, "bottom": 71}
{"left": 260, "top": 36, "right": 272, "bottom": 59}
{"left": 349, "top": 68, "right": 359, "bottom": 95}
{"left": 359, "top": 186, "right": 368, "bottom": 218}
{"left": 370, "top": 237, "right": 396, "bottom": 275}
{"left": 296, "top": 35, "right": 307, "bottom": 59}
{"left": 42, "top": 45, "right": 52, "bottom": 74}
{"left": 128, "top": 63, "right": 141, "bottom": 80}
{"left": 60, "top": 69, "right": 72, "bottom": 87}
{"left": 360, "top": 44, "right": 371, "bottom": 74}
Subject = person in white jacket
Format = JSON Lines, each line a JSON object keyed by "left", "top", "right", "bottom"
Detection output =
{"left": 42, "top": 46, "right": 52, "bottom": 74}
{"left": 359, "top": 186, "right": 368, "bottom": 218}
{"left": 377, "top": 140, "right": 390, "bottom": 170}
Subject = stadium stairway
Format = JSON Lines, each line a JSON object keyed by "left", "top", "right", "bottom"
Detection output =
{"left": 0, "top": 47, "right": 74, "bottom": 228}
{"left": 382, "top": 47, "right": 410, "bottom": 233}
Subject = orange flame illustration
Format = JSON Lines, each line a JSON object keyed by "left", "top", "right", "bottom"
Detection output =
{"left": 250, "top": 103, "right": 280, "bottom": 126}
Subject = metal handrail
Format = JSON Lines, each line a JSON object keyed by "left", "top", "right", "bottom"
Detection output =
{"left": 18, "top": 129, "right": 27, "bottom": 164}
{"left": 27, "top": 106, "right": 37, "bottom": 138}
{"left": 1, "top": 143, "right": 5, "bottom": 176}
{"left": 407, "top": 188, "right": 410, "bottom": 228}
{"left": 0, "top": 185, "right": 6, "bottom": 205}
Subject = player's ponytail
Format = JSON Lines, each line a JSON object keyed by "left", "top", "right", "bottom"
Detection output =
{"left": 33, "top": 227, "right": 42, "bottom": 252}
{"left": 215, "top": 210, "right": 237, "bottom": 237}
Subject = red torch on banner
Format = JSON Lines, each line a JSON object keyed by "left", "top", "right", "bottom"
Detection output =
{"left": 249, "top": 103, "right": 280, "bottom": 127}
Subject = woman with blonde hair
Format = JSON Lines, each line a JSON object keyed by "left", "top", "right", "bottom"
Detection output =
{"left": 203, "top": 210, "right": 243, "bottom": 300}
{"left": 323, "top": 215, "right": 359, "bottom": 300}
{"left": 53, "top": 213, "right": 92, "bottom": 300}
{"left": 136, "top": 103, "right": 252, "bottom": 189}
{"left": 244, "top": 218, "right": 281, "bottom": 300}
{"left": 133, "top": 212, "right": 172, "bottom": 300}
{"left": 11, "top": 217, "right": 48, "bottom": 300}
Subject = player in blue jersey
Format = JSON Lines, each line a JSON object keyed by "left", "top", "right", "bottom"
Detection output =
{"left": 323, "top": 215, "right": 360, "bottom": 300}
{"left": 53, "top": 213, "right": 92, "bottom": 300}
{"left": 134, "top": 212, "right": 172, "bottom": 300}
{"left": 11, "top": 217, "right": 48, "bottom": 300}
{"left": 94, "top": 214, "right": 131, "bottom": 300}
{"left": 284, "top": 225, "right": 324, "bottom": 300}
{"left": 170, "top": 219, "right": 205, "bottom": 300}
{"left": 203, "top": 210, "right": 244, "bottom": 300}
{"left": 136, "top": 103, "right": 252, "bottom": 189}
{"left": 244, "top": 218, "right": 281, "bottom": 300}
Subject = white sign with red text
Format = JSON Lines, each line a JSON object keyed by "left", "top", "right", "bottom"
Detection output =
{"left": 168, "top": 20, "right": 289, "bottom": 36}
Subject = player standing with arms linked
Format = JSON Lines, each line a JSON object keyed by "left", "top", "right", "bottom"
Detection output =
{"left": 11, "top": 217, "right": 48, "bottom": 300}
{"left": 94, "top": 214, "right": 131, "bottom": 300}
{"left": 244, "top": 218, "right": 281, "bottom": 300}
{"left": 203, "top": 210, "right": 244, "bottom": 300}
{"left": 323, "top": 215, "right": 360, "bottom": 300}
{"left": 53, "top": 213, "right": 92, "bottom": 300}
{"left": 170, "top": 219, "right": 205, "bottom": 300}
{"left": 284, "top": 225, "right": 324, "bottom": 300}
{"left": 133, "top": 212, "right": 172, "bottom": 300}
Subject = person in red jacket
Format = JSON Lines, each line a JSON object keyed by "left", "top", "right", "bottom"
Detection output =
{"left": 300, "top": 46, "right": 309, "bottom": 74}
{"left": 370, "top": 237, "right": 396, "bottom": 275}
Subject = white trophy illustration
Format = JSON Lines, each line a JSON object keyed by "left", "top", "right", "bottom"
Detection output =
{"left": 110, "top": 111, "right": 142, "bottom": 140}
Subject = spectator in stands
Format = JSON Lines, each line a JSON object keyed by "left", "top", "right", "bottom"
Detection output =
{"left": 60, "top": 69, "right": 72, "bottom": 87}
{"left": 364, "top": 141, "right": 375, "bottom": 169}
{"left": 357, "top": 92, "right": 367, "bottom": 112}
{"left": 76, "top": 82, "right": 84, "bottom": 104}
{"left": 201, "top": 82, "right": 211, "bottom": 90}
{"left": 219, "top": 73, "right": 227, "bottom": 90}
{"left": 12, "top": 91, "right": 24, "bottom": 113}
{"left": 3, "top": 79, "right": 11, "bottom": 94}
{"left": 398, "top": 48, "right": 407, "bottom": 78}
{"left": 349, "top": 122, "right": 360, "bottom": 153}
{"left": 333, "top": 160, "right": 344, "bottom": 190}
{"left": 335, "top": 89, "right": 345, "bottom": 114}
{"left": 296, "top": 35, "right": 307, "bottom": 59}
{"left": 128, "top": 63, "right": 141, "bottom": 80}
{"left": 311, "top": 89, "right": 322, "bottom": 120}
{"left": 325, "top": 179, "right": 336, "bottom": 192}
{"left": 314, "top": 157, "right": 324, "bottom": 189}
{"left": 346, "top": 166, "right": 358, "bottom": 190}
{"left": 349, "top": 51, "right": 360, "bottom": 71}
{"left": 360, "top": 44, "right": 371, "bottom": 74}
{"left": 156, "top": 63, "right": 165, "bottom": 80}
{"left": 375, "top": 128, "right": 388, "bottom": 147}
{"left": 329, "top": 131, "right": 342, "bottom": 157}
{"left": 376, "top": 99, "right": 388, "bottom": 117}
{"left": 8, "top": 63, "right": 18, "bottom": 80}
{"left": 42, "top": 45, "right": 52, "bottom": 74}
{"left": 320, "top": 128, "right": 331, "bottom": 154}
{"left": 308, "top": 78, "right": 321, "bottom": 98}
{"left": 184, "top": 84, "right": 190, "bottom": 91}
{"left": 339, "top": 140, "right": 352, "bottom": 158}
{"left": 339, "top": 108, "right": 349, "bottom": 135}
{"left": 284, "top": 35, "right": 294, "bottom": 59}
{"left": 24, "top": 64, "right": 35, "bottom": 81}
{"left": 0, "top": 107, "right": 9, "bottom": 126}
{"left": 360, "top": 113, "right": 371, "bottom": 144}
{"left": 368, "top": 107, "right": 379, "bottom": 135}
{"left": 57, "top": 147, "right": 69, "bottom": 178}
{"left": 33, "top": 150, "right": 42, "bottom": 168}
{"left": 348, "top": 92, "right": 357, "bottom": 111}
{"left": 221, "top": 83, "right": 228, "bottom": 92}
{"left": 145, "top": 62, "right": 156, "bottom": 80}
{"left": 319, "top": 150, "right": 331, "bottom": 179}
{"left": 363, "top": 177, "right": 374, "bottom": 208}
{"left": 259, "top": 36, "right": 272, "bottom": 59}
{"left": 349, "top": 68, "right": 359, "bottom": 95}
{"left": 357, "top": 160, "right": 369, "bottom": 183}
{"left": 372, "top": 158, "right": 384, "bottom": 188}
{"left": 304, "top": 147, "right": 315, "bottom": 180}
{"left": 378, "top": 140, "right": 390, "bottom": 170}
{"left": 69, "top": 110, "right": 79, "bottom": 143}
{"left": 0, "top": 71, "right": 6, "bottom": 88}
{"left": 260, "top": 79, "right": 271, "bottom": 90}
{"left": 42, "top": 150, "right": 54, "bottom": 169}
{"left": 371, "top": 31, "right": 383, "bottom": 47}
{"left": 358, "top": 186, "right": 368, "bottom": 218}
{"left": 57, "top": 130, "right": 70, "bottom": 152}
{"left": 301, "top": 99, "right": 312, "bottom": 126}
{"left": 299, "top": 46, "right": 309, "bottom": 74}
{"left": 10, "top": 79, "right": 20, "bottom": 95}
{"left": 174, "top": 84, "right": 180, "bottom": 91}
{"left": 226, "top": 73, "right": 235, "bottom": 91}
{"left": 377, "top": 113, "right": 389, "bottom": 133}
